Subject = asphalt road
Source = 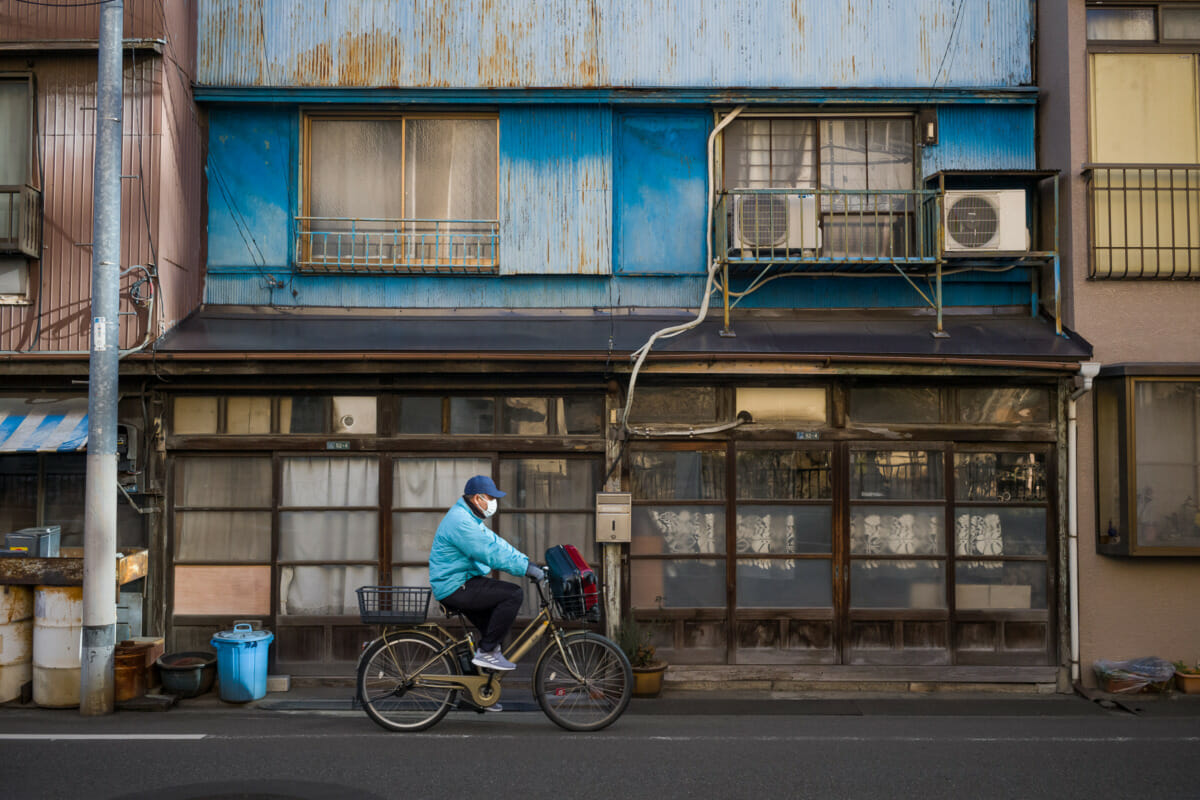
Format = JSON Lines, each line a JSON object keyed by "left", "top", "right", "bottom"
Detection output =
{"left": 1, "top": 705, "right": 1198, "bottom": 800}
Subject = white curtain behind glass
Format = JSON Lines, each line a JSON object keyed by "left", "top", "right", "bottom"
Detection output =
{"left": 393, "top": 457, "right": 491, "bottom": 508}
{"left": 404, "top": 119, "right": 497, "bottom": 220}
{"left": 310, "top": 119, "right": 405, "bottom": 220}
{"left": 279, "top": 457, "right": 379, "bottom": 615}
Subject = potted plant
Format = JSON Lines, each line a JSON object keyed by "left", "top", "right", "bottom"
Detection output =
{"left": 617, "top": 617, "right": 667, "bottom": 698}
{"left": 1174, "top": 661, "right": 1200, "bottom": 694}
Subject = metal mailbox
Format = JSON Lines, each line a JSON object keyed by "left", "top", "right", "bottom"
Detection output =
{"left": 595, "top": 492, "right": 631, "bottom": 543}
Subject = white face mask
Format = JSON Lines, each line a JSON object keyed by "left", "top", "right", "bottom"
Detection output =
{"left": 482, "top": 497, "right": 498, "bottom": 518}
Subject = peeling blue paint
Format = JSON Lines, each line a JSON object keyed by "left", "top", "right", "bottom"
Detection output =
{"left": 923, "top": 105, "right": 1037, "bottom": 176}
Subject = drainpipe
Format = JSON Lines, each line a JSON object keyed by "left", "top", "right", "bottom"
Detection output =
{"left": 621, "top": 105, "right": 747, "bottom": 431}
{"left": 1068, "top": 361, "right": 1101, "bottom": 685}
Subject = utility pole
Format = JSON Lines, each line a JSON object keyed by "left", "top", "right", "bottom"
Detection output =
{"left": 81, "top": 0, "right": 123, "bottom": 716}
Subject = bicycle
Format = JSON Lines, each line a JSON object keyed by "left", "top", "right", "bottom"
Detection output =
{"left": 354, "top": 574, "right": 633, "bottom": 733}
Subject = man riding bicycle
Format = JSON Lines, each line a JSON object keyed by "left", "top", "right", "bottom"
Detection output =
{"left": 428, "top": 475, "right": 544, "bottom": 672}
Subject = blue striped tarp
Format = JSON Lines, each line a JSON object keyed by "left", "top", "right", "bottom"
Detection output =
{"left": 0, "top": 399, "right": 89, "bottom": 452}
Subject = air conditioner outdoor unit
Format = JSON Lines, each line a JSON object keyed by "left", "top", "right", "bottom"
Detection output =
{"left": 732, "top": 193, "right": 821, "bottom": 254}
{"left": 942, "top": 189, "right": 1029, "bottom": 253}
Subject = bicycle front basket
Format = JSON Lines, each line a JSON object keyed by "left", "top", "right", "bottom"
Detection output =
{"left": 356, "top": 586, "right": 431, "bottom": 625}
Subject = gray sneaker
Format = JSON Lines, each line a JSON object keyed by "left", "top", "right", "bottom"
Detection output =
{"left": 471, "top": 647, "right": 516, "bottom": 672}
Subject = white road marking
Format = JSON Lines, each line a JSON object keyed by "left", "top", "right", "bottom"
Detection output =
{"left": 0, "top": 734, "right": 208, "bottom": 741}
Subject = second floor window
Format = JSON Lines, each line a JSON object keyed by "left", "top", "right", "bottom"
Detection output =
{"left": 722, "top": 117, "right": 918, "bottom": 260}
{"left": 300, "top": 114, "right": 499, "bottom": 273}
{"left": 1, "top": 75, "right": 38, "bottom": 302}
{"left": 1086, "top": 4, "right": 1200, "bottom": 278}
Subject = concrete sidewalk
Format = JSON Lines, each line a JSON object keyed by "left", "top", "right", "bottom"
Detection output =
{"left": 108, "top": 682, "right": 1200, "bottom": 718}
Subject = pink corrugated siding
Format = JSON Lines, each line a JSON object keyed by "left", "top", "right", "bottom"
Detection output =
{"left": 0, "top": 55, "right": 162, "bottom": 352}
{"left": 0, "top": 0, "right": 164, "bottom": 42}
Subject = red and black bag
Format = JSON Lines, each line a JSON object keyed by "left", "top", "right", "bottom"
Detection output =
{"left": 544, "top": 544, "right": 598, "bottom": 620}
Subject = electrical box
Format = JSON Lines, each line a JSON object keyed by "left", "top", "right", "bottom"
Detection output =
{"left": 595, "top": 492, "right": 631, "bottom": 543}
{"left": 117, "top": 423, "right": 138, "bottom": 473}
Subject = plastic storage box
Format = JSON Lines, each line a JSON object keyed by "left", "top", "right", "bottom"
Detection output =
{"left": 6, "top": 526, "right": 61, "bottom": 557}
{"left": 210, "top": 623, "right": 273, "bottom": 703}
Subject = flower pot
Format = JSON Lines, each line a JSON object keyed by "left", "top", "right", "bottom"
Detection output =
{"left": 1176, "top": 671, "right": 1200, "bottom": 694}
{"left": 632, "top": 661, "right": 667, "bottom": 698}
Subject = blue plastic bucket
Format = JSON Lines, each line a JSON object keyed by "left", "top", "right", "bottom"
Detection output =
{"left": 210, "top": 623, "right": 273, "bottom": 703}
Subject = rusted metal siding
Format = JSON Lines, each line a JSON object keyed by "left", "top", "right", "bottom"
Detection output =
{"left": 196, "top": 0, "right": 1031, "bottom": 89}
{"left": 498, "top": 106, "right": 612, "bottom": 276}
{"left": 0, "top": 53, "right": 190, "bottom": 352}
{"left": 923, "top": 105, "right": 1037, "bottom": 176}
{"left": 0, "top": 0, "right": 165, "bottom": 42}
{"left": 153, "top": 0, "right": 205, "bottom": 336}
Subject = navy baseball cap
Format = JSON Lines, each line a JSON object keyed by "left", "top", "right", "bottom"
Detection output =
{"left": 464, "top": 475, "right": 506, "bottom": 498}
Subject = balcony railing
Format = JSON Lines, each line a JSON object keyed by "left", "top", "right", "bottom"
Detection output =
{"left": 1085, "top": 165, "right": 1200, "bottom": 279}
{"left": 295, "top": 217, "right": 499, "bottom": 274}
{"left": 717, "top": 188, "right": 942, "bottom": 270}
{"left": 0, "top": 184, "right": 42, "bottom": 257}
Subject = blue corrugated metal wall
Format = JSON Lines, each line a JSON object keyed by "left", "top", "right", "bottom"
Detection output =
{"left": 614, "top": 111, "right": 709, "bottom": 276}
{"left": 498, "top": 106, "right": 613, "bottom": 276}
{"left": 207, "top": 107, "right": 295, "bottom": 273}
{"left": 923, "top": 105, "right": 1037, "bottom": 176}
{"left": 197, "top": 0, "right": 1032, "bottom": 90}
{"left": 202, "top": 103, "right": 1040, "bottom": 310}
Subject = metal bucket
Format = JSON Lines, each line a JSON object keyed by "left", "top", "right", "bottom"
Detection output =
{"left": 114, "top": 644, "right": 149, "bottom": 702}
{"left": 0, "top": 586, "right": 33, "bottom": 703}
{"left": 33, "top": 585, "right": 82, "bottom": 708}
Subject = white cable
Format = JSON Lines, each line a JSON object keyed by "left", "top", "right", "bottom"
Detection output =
{"left": 622, "top": 106, "right": 747, "bottom": 431}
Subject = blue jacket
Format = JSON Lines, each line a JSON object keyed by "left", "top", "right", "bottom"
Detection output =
{"left": 428, "top": 497, "right": 530, "bottom": 600}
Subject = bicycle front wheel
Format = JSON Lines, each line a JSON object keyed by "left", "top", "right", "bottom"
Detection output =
{"left": 534, "top": 631, "right": 632, "bottom": 732}
{"left": 357, "top": 631, "right": 458, "bottom": 732}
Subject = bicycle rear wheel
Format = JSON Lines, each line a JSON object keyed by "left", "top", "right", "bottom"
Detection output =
{"left": 534, "top": 631, "right": 632, "bottom": 732}
{"left": 357, "top": 631, "right": 458, "bottom": 732}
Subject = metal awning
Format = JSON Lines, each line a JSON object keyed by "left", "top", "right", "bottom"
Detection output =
{"left": 152, "top": 306, "right": 1093, "bottom": 366}
{"left": 0, "top": 398, "right": 88, "bottom": 453}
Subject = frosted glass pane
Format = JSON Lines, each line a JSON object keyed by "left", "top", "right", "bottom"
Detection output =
{"left": 850, "top": 560, "right": 945, "bottom": 609}
{"left": 176, "top": 511, "right": 271, "bottom": 561}
{"left": 852, "top": 450, "right": 944, "bottom": 500}
{"left": 0, "top": 82, "right": 29, "bottom": 185}
{"left": 225, "top": 397, "right": 271, "bottom": 434}
{"left": 176, "top": 457, "right": 271, "bottom": 507}
{"left": 398, "top": 396, "right": 442, "bottom": 433}
{"left": 1163, "top": 8, "right": 1200, "bottom": 40}
{"left": 630, "top": 558, "right": 725, "bottom": 608}
{"left": 499, "top": 458, "right": 599, "bottom": 508}
{"left": 310, "top": 119, "right": 404, "bottom": 219}
{"left": 955, "top": 562, "right": 1046, "bottom": 609}
{"left": 955, "top": 508, "right": 1047, "bottom": 557}
{"left": 851, "top": 386, "right": 939, "bottom": 423}
{"left": 736, "top": 449, "right": 831, "bottom": 499}
{"left": 736, "top": 559, "right": 831, "bottom": 607}
{"left": 735, "top": 387, "right": 826, "bottom": 424}
{"left": 392, "top": 512, "right": 442, "bottom": 562}
{"left": 279, "top": 510, "right": 377, "bottom": 560}
{"left": 1087, "top": 8, "right": 1155, "bottom": 41}
{"left": 173, "top": 397, "right": 218, "bottom": 435}
{"left": 502, "top": 397, "right": 549, "bottom": 434}
{"left": 393, "top": 457, "right": 491, "bottom": 508}
{"left": 737, "top": 505, "right": 831, "bottom": 554}
{"left": 632, "top": 506, "right": 725, "bottom": 555}
{"left": 630, "top": 450, "right": 725, "bottom": 500}
{"left": 723, "top": 118, "right": 816, "bottom": 189}
{"left": 1090, "top": 54, "right": 1199, "bottom": 163}
{"left": 280, "top": 565, "right": 377, "bottom": 615}
{"left": 331, "top": 396, "right": 376, "bottom": 434}
{"left": 449, "top": 397, "right": 494, "bottom": 433}
{"left": 850, "top": 506, "right": 944, "bottom": 556}
{"left": 281, "top": 457, "right": 378, "bottom": 507}
{"left": 405, "top": 118, "right": 497, "bottom": 219}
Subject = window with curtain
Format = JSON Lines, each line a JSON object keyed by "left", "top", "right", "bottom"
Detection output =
{"left": 392, "top": 457, "right": 491, "bottom": 616}
{"left": 302, "top": 115, "right": 498, "bottom": 271}
{"left": 1, "top": 76, "right": 35, "bottom": 300}
{"left": 278, "top": 456, "right": 379, "bottom": 616}
{"left": 722, "top": 116, "right": 915, "bottom": 260}
{"left": 497, "top": 457, "right": 601, "bottom": 615}
{"left": 173, "top": 457, "right": 273, "bottom": 615}
{"left": 1087, "top": 5, "right": 1200, "bottom": 277}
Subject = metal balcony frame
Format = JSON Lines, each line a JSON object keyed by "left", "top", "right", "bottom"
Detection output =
{"left": 716, "top": 172, "right": 1062, "bottom": 338}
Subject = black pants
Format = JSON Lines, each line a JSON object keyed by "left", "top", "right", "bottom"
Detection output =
{"left": 440, "top": 577, "right": 523, "bottom": 651}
